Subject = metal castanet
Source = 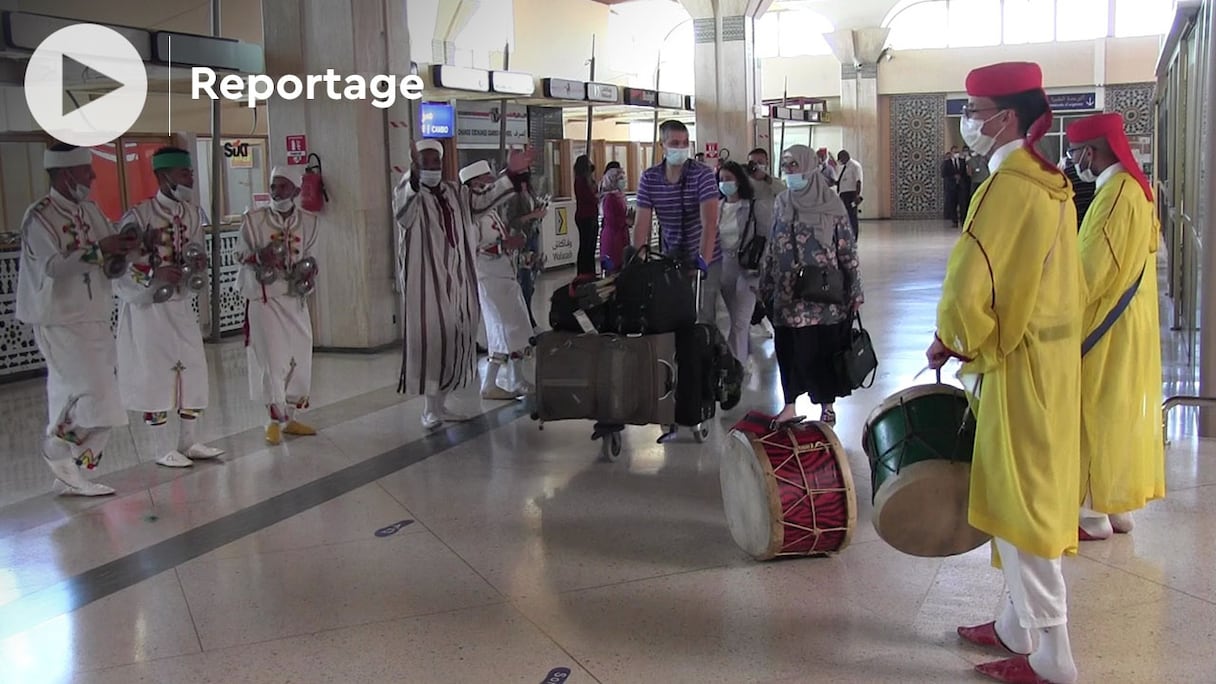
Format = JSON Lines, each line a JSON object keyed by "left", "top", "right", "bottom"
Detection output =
{"left": 103, "top": 223, "right": 145, "bottom": 279}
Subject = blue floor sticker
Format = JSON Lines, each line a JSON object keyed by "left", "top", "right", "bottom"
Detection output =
{"left": 541, "top": 667, "right": 571, "bottom": 683}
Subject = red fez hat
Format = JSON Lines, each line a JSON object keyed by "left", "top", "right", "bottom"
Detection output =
{"left": 1066, "top": 113, "right": 1153, "bottom": 202}
{"left": 965, "top": 61, "right": 1061, "bottom": 177}
{"left": 965, "top": 62, "right": 1043, "bottom": 98}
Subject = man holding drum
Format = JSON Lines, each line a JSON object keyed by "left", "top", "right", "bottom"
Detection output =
{"left": 927, "top": 62, "right": 1084, "bottom": 684}
{"left": 1064, "top": 113, "right": 1165, "bottom": 540}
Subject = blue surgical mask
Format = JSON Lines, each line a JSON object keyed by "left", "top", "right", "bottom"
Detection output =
{"left": 785, "top": 173, "right": 808, "bottom": 191}
{"left": 718, "top": 181, "right": 737, "bottom": 197}
{"left": 665, "top": 148, "right": 689, "bottom": 166}
{"left": 617, "top": 177, "right": 627, "bottom": 190}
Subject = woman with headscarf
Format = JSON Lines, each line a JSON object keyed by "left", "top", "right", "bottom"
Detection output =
{"left": 758, "top": 144, "right": 864, "bottom": 426}
{"left": 598, "top": 164, "right": 629, "bottom": 273}
{"left": 573, "top": 155, "right": 599, "bottom": 275}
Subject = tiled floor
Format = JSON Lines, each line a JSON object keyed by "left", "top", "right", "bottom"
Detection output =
{"left": 1, "top": 221, "right": 1212, "bottom": 683}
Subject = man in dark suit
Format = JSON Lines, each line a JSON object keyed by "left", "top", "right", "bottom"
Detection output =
{"left": 941, "top": 145, "right": 965, "bottom": 227}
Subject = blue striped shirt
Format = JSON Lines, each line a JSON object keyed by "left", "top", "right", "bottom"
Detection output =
{"left": 636, "top": 161, "right": 722, "bottom": 264}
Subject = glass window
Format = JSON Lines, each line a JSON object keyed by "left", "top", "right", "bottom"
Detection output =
{"left": 221, "top": 138, "right": 267, "bottom": 220}
{"left": 948, "top": 0, "right": 1002, "bottom": 47}
{"left": 754, "top": 14, "right": 780, "bottom": 59}
{"left": 886, "top": 1, "right": 949, "bottom": 50}
{"left": 1056, "top": 0, "right": 1108, "bottom": 41}
{"left": 1114, "top": 0, "right": 1173, "bottom": 37}
{"left": 1002, "top": 0, "right": 1055, "bottom": 44}
{"left": 0, "top": 141, "right": 50, "bottom": 234}
{"left": 122, "top": 139, "right": 175, "bottom": 213}
{"left": 776, "top": 10, "right": 834, "bottom": 56}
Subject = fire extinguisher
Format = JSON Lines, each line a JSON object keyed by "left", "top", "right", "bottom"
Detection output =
{"left": 300, "top": 153, "right": 328, "bottom": 212}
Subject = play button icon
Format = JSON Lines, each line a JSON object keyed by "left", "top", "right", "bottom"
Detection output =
{"left": 24, "top": 24, "right": 148, "bottom": 148}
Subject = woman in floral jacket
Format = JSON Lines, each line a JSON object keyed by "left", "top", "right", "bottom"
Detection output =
{"left": 759, "top": 144, "right": 864, "bottom": 425}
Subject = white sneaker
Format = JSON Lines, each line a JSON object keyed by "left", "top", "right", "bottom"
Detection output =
{"left": 185, "top": 443, "right": 224, "bottom": 459}
{"left": 421, "top": 411, "right": 442, "bottom": 430}
{"left": 156, "top": 451, "right": 194, "bottom": 468}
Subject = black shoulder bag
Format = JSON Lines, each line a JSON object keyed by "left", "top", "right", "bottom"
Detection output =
{"left": 737, "top": 199, "right": 766, "bottom": 271}
{"left": 834, "top": 312, "right": 878, "bottom": 391}
{"left": 791, "top": 209, "right": 846, "bottom": 305}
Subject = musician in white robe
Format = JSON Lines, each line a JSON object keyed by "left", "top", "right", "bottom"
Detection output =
{"left": 16, "top": 145, "right": 141, "bottom": 496}
{"left": 239, "top": 165, "right": 320, "bottom": 445}
{"left": 459, "top": 161, "right": 534, "bottom": 400}
{"left": 114, "top": 147, "right": 225, "bottom": 468}
{"left": 392, "top": 140, "right": 536, "bottom": 429}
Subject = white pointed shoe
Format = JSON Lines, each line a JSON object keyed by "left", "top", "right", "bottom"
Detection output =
{"left": 1109, "top": 512, "right": 1135, "bottom": 534}
{"left": 421, "top": 411, "right": 442, "bottom": 430}
{"left": 156, "top": 451, "right": 194, "bottom": 468}
{"left": 52, "top": 478, "right": 116, "bottom": 497}
{"left": 185, "top": 443, "right": 224, "bottom": 459}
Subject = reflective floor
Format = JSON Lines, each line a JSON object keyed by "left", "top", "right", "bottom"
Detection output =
{"left": 1, "top": 221, "right": 1212, "bottom": 683}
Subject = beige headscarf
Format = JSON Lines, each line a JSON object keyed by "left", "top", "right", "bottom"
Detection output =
{"left": 599, "top": 166, "right": 623, "bottom": 196}
{"left": 776, "top": 144, "right": 848, "bottom": 245}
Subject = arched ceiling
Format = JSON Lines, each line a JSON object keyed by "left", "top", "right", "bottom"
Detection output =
{"left": 765, "top": 0, "right": 903, "bottom": 29}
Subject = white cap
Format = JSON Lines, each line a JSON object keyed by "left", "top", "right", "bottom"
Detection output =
{"left": 458, "top": 160, "right": 492, "bottom": 184}
{"left": 43, "top": 147, "right": 92, "bottom": 169}
{"left": 416, "top": 139, "right": 444, "bottom": 157}
{"left": 270, "top": 165, "right": 304, "bottom": 187}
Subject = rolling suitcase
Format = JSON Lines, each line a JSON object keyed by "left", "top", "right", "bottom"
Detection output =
{"left": 534, "top": 331, "right": 677, "bottom": 426}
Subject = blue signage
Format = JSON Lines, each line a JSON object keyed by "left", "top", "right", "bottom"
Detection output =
{"left": 947, "top": 92, "right": 1097, "bottom": 116}
{"left": 420, "top": 102, "right": 455, "bottom": 138}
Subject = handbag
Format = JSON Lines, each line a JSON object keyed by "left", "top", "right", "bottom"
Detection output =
{"left": 791, "top": 210, "right": 846, "bottom": 305}
{"left": 834, "top": 312, "right": 878, "bottom": 390}
{"left": 737, "top": 200, "right": 766, "bottom": 271}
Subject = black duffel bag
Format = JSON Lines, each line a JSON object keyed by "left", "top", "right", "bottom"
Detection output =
{"left": 549, "top": 276, "right": 615, "bottom": 333}
{"left": 611, "top": 246, "right": 696, "bottom": 335}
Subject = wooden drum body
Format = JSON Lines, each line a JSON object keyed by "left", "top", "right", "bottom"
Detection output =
{"left": 862, "top": 384, "right": 989, "bottom": 557}
{"left": 721, "top": 412, "right": 857, "bottom": 561}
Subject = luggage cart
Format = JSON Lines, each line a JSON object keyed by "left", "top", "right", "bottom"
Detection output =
{"left": 531, "top": 256, "right": 709, "bottom": 463}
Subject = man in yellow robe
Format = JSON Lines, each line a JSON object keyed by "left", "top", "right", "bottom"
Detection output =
{"left": 927, "top": 62, "right": 1083, "bottom": 684}
{"left": 1065, "top": 113, "right": 1165, "bottom": 540}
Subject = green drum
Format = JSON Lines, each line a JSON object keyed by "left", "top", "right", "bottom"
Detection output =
{"left": 861, "top": 383, "right": 990, "bottom": 557}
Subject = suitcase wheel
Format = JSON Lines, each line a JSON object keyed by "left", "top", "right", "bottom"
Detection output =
{"left": 693, "top": 423, "right": 709, "bottom": 443}
{"left": 599, "top": 431, "right": 623, "bottom": 462}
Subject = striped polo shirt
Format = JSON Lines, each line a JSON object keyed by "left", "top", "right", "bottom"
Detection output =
{"left": 635, "top": 160, "right": 722, "bottom": 264}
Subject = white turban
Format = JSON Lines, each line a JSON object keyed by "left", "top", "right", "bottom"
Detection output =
{"left": 458, "top": 160, "right": 492, "bottom": 184}
{"left": 270, "top": 165, "right": 304, "bottom": 188}
{"left": 415, "top": 139, "right": 444, "bottom": 157}
{"left": 44, "top": 147, "right": 92, "bottom": 169}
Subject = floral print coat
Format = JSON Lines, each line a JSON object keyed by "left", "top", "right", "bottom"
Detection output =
{"left": 758, "top": 200, "right": 863, "bottom": 328}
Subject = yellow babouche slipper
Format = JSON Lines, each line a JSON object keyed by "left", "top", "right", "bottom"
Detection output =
{"left": 265, "top": 423, "right": 282, "bottom": 445}
{"left": 284, "top": 420, "right": 317, "bottom": 436}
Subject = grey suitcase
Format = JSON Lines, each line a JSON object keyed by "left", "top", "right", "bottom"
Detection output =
{"left": 534, "top": 331, "right": 677, "bottom": 426}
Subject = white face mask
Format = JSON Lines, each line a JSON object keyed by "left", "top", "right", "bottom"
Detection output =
{"left": 271, "top": 197, "right": 295, "bottom": 212}
{"left": 419, "top": 170, "right": 443, "bottom": 187}
{"left": 171, "top": 184, "right": 194, "bottom": 203}
{"left": 960, "top": 111, "right": 1008, "bottom": 156}
{"left": 69, "top": 181, "right": 90, "bottom": 203}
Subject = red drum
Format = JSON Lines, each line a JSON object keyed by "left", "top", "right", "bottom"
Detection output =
{"left": 721, "top": 411, "right": 857, "bottom": 560}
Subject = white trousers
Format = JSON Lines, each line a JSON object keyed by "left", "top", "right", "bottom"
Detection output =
{"left": 994, "top": 537, "right": 1068, "bottom": 629}
{"left": 718, "top": 251, "right": 758, "bottom": 362}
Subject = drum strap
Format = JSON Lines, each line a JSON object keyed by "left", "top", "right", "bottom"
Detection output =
{"left": 1081, "top": 263, "right": 1145, "bottom": 357}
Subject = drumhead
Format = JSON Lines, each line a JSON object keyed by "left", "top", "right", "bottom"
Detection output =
{"left": 810, "top": 420, "right": 858, "bottom": 554}
{"left": 871, "top": 459, "right": 991, "bottom": 557}
{"left": 721, "top": 430, "right": 783, "bottom": 560}
{"left": 863, "top": 383, "right": 965, "bottom": 431}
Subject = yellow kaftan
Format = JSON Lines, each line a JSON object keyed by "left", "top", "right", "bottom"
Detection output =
{"left": 936, "top": 146, "right": 1084, "bottom": 560}
{"left": 1078, "top": 171, "right": 1165, "bottom": 513}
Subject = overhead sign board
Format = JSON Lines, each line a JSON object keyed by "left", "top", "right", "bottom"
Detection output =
{"left": 623, "top": 87, "right": 658, "bottom": 108}
{"left": 946, "top": 91, "right": 1098, "bottom": 115}
{"left": 542, "top": 77, "right": 585, "bottom": 100}
{"left": 586, "top": 82, "right": 620, "bottom": 103}
{"left": 490, "top": 70, "right": 535, "bottom": 96}
{"left": 657, "top": 91, "right": 684, "bottom": 109}
{"left": 420, "top": 101, "right": 455, "bottom": 138}
{"left": 431, "top": 64, "right": 490, "bottom": 92}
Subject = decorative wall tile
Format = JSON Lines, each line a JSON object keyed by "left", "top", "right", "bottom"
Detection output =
{"left": 889, "top": 93, "right": 946, "bottom": 219}
{"left": 721, "top": 16, "right": 746, "bottom": 42}
{"left": 841, "top": 64, "right": 858, "bottom": 80}
{"left": 1104, "top": 83, "right": 1155, "bottom": 136}
{"left": 694, "top": 18, "right": 716, "bottom": 44}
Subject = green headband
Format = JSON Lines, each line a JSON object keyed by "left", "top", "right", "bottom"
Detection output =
{"left": 152, "top": 152, "right": 192, "bottom": 171}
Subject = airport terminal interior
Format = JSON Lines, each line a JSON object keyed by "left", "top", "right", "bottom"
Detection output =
{"left": 2, "top": 0, "right": 1216, "bottom": 682}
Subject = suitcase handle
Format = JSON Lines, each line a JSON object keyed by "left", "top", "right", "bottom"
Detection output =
{"left": 658, "top": 358, "right": 676, "bottom": 399}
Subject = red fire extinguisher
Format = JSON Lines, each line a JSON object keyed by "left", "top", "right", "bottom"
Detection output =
{"left": 300, "top": 153, "right": 328, "bottom": 212}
